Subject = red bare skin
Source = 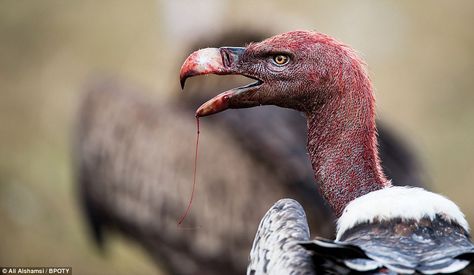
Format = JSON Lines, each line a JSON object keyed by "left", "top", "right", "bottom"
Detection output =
{"left": 304, "top": 49, "right": 388, "bottom": 216}
{"left": 180, "top": 31, "right": 391, "bottom": 217}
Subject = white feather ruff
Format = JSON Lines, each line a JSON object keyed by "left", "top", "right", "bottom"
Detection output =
{"left": 336, "top": 186, "right": 469, "bottom": 240}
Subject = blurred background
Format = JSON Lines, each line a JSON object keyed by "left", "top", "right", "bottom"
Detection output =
{"left": 1, "top": 1, "right": 473, "bottom": 274}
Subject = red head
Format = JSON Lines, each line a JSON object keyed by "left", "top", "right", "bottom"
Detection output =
{"left": 181, "top": 30, "right": 370, "bottom": 116}
{"left": 180, "top": 30, "right": 389, "bottom": 216}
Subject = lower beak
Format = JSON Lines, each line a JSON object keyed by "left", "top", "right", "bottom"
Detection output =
{"left": 179, "top": 47, "right": 262, "bottom": 117}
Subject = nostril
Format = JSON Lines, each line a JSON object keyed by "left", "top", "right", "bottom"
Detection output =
{"left": 220, "top": 47, "right": 245, "bottom": 68}
{"left": 222, "top": 49, "right": 231, "bottom": 68}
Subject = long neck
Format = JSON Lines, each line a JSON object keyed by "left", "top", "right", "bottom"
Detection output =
{"left": 306, "top": 67, "right": 389, "bottom": 217}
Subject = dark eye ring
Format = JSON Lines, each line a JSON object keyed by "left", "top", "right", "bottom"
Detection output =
{"left": 272, "top": 54, "right": 290, "bottom": 66}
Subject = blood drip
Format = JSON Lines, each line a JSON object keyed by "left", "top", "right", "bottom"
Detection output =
{"left": 177, "top": 117, "right": 200, "bottom": 226}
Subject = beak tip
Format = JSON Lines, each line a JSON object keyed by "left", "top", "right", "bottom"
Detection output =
{"left": 195, "top": 106, "right": 205, "bottom": 117}
{"left": 179, "top": 70, "right": 192, "bottom": 90}
{"left": 179, "top": 68, "right": 196, "bottom": 90}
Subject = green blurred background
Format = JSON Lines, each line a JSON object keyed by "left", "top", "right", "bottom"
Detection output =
{"left": 0, "top": 1, "right": 473, "bottom": 274}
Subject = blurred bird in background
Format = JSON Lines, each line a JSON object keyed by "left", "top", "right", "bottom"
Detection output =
{"left": 75, "top": 30, "right": 427, "bottom": 275}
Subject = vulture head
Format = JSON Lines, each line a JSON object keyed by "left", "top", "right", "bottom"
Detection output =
{"left": 181, "top": 30, "right": 386, "bottom": 217}
{"left": 180, "top": 30, "right": 369, "bottom": 117}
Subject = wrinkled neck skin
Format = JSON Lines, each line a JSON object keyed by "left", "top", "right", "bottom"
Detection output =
{"left": 305, "top": 68, "right": 390, "bottom": 217}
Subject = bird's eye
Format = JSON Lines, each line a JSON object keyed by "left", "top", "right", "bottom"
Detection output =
{"left": 272, "top": 55, "right": 290, "bottom": 66}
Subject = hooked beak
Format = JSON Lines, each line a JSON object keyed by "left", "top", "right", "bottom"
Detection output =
{"left": 180, "top": 47, "right": 263, "bottom": 117}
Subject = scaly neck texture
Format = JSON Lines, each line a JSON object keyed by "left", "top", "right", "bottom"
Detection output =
{"left": 306, "top": 64, "right": 390, "bottom": 217}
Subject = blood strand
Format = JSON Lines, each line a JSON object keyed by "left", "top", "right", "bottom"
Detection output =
{"left": 177, "top": 116, "right": 200, "bottom": 226}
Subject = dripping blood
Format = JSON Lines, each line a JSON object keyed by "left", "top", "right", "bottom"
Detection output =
{"left": 177, "top": 117, "right": 200, "bottom": 226}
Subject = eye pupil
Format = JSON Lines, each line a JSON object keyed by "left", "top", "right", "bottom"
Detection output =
{"left": 273, "top": 55, "right": 288, "bottom": 65}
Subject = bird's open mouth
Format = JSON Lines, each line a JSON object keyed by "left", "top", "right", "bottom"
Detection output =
{"left": 237, "top": 78, "right": 263, "bottom": 89}
{"left": 180, "top": 47, "right": 263, "bottom": 117}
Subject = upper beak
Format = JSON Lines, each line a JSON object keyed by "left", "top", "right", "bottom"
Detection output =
{"left": 180, "top": 47, "right": 262, "bottom": 117}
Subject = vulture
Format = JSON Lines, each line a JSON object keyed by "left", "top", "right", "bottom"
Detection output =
{"left": 179, "top": 30, "right": 474, "bottom": 274}
{"left": 76, "top": 31, "right": 426, "bottom": 275}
